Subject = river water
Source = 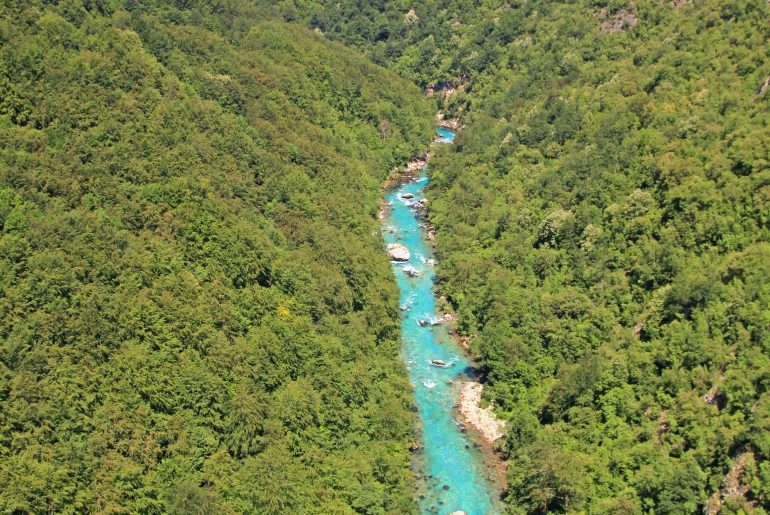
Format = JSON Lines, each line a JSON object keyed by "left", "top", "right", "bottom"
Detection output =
{"left": 382, "top": 128, "right": 500, "bottom": 515}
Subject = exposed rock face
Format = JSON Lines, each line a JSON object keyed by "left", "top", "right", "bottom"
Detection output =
{"left": 426, "top": 82, "right": 459, "bottom": 99}
{"left": 760, "top": 75, "right": 770, "bottom": 94}
{"left": 436, "top": 112, "right": 462, "bottom": 130}
{"left": 387, "top": 243, "right": 410, "bottom": 261}
{"left": 705, "top": 451, "right": 754, "bottom": 515}
{"left": 600, "top": 7, "right": 637, "bottom": 32}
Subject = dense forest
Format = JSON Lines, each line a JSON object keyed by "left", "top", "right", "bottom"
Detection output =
{"left": 275, "top": 0, "right": 770, "bottom": 513}
{"left": 427, "top": 2, "right": 770, "bottom": 510}
{"left": 0, "top": 1, "right": 436, "bottom": 512}
{"left": 3, "top": 0, "right": 770, "bottom": 513}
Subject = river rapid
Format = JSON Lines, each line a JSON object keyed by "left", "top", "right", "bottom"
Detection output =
{"left": 381, "top": 128, "right": 501, "bottom": 515}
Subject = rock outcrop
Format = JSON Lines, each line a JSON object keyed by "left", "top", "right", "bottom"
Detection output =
{"left": 436, "top": 112, "right": 462, "bottom": 130}
{"left": 600, "top": 7, "right": 637, "bottom": 32}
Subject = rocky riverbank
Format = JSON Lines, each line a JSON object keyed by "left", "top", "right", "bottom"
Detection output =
{"left": 436, "top": 112, "right": 462, "bottom": 131}
{"left": 382, "top": 154, "right": 432, "bottom": 192}
{"left": 458, "top": 381, "right": 506, "bottom": 444}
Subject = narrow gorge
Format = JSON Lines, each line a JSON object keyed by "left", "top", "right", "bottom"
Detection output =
{"left": 382, "top": 128, "right": 502, "bottom": 515}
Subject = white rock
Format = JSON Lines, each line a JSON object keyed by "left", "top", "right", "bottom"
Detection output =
{"left": 458, "top": 382, "right": 506, "bottom": 443}
{"left": 403, "top": 265, "right": 420, "bottom": 277}
{"left": 387, "top": 243, "right": 410, "bottom": 261}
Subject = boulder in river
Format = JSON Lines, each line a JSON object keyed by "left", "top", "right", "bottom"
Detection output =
{"left": 430, "top": 359, "right": 449, "bottom": 367}
{"left": 419, "top": 319, "right": 428, "bottom": 327}
{"left": 404, "top": 266, "right": 421, "bottom": 277}
{"left": 450, "top": 511, "right": 467, "bottom": 515}
{"left": 387, "top": 243, "right": 410, "bottom": 261}
{"left": 401, "top": 192, "right": 415, "bottom": 199}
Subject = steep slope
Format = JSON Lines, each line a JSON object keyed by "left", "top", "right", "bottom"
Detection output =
{"left": 424, "top": 1, "right": 770, "bottom": 512}
{"left": 0, "top": 2, "right": 434, "bottom": 513}
{"left": 275, "top": 0, "right": 770, "bottom": 512}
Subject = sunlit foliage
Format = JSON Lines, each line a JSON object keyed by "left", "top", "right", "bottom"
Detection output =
{"left": 0, "top": 1, "right": 434, "bottom": 512}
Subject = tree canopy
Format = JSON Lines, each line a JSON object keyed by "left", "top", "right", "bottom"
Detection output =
{"left": 421, "top": 1, "right": 769, "bottom": 512}
{"left": 3, "top": 0, "right": 770, "bottom": 512}
{"left": 274, "top": 0, "right": 770, "bottom": 511}
{"left": 0, "top": 1, "right": 435, "bottom": 512}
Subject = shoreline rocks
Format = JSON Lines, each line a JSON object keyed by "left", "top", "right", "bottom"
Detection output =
{"left": 404, "top": 156, "right": 429, "bottom": 176}
{"left": 458, "top": 381, "right": 506, "bottom": 444}
{"left": 435, "top": 112, "right": 462, "bottom": 131}
{"left": 381, "top": 154, "right": 430, "bottom": 190}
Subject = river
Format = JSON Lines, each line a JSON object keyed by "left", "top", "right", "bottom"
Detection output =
{"left": 381, "top": 127, "right": 501, "bottom": 515}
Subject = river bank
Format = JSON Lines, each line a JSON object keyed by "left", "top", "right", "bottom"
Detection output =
{"left": 458, "top": 382, "right": 505, "bottom": 444}
{"left": 381, "top": 154, "right": 432, "bottom": 193}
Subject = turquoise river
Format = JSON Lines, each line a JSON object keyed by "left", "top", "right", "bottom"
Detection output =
{"left": 381, "top": 127, "right": 501, "bottom": 514}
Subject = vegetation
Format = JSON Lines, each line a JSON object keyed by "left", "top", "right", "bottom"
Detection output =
{"left": 277, "top": 0, "right": 770, "bottom": 512}
{"left": 4, "top": 0, "right": 770, "bottom": 512}
{"left": 424, "top": 1, "right": 769, "bottom": 512}
{"left": 0, "top": 1, "right": 435, "bottom": 512}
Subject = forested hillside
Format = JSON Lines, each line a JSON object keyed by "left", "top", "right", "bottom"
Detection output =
{"left": 0, "top": 1, "right": 435, "bottom": 512}
{"left": 277, "top": 0, "right": 770, "bottom": 512}
{"left": 4, "top": 0, "right": 770, "bottom": 513}
{"left": 426, "top": 2, "right": 770, "bottom": 511}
